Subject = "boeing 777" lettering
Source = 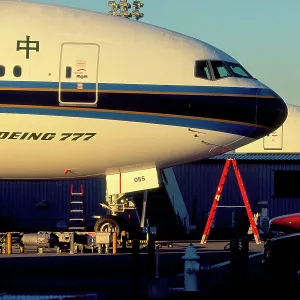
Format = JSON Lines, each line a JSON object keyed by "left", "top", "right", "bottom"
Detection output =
{"left": 0, "top": 132, "right": 97, "bottom": 141}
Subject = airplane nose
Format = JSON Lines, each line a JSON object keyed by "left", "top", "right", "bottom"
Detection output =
{"left": 256, "top": 89, "right": 288, "bottom": 134}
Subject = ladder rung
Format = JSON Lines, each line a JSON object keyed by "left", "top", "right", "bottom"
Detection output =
{"left": 69, "top": 227, "right": 85, "bottom": 230}
{"left": 218, "top": 205, "right": 245, "bottom": 208}
{"left": 69, "top": 184, "right": 85, "bottom": 233}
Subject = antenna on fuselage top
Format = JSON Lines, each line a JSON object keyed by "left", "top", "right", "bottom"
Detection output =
{"left": 108, "top": 0, "right": 144, "bottom": 20}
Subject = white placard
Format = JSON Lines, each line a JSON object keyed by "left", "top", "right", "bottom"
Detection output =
{"left": 106, "top": 165, "right": 160, "bottom": 195}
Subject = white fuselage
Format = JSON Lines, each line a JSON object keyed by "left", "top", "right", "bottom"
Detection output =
{"left": 0, "top": 0, "right": 287, "bottom": 179}
{"left": 1, "top": 113, "right": 250, "bottom": 179}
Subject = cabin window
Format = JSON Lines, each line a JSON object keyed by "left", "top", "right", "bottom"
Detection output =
{"left": 194, "top": 61, "right": 212, "bottom": 80}
{"left": 13, "top": 66, "right": 22, "bottom": 77}
{"left": 273, "top": 170, "right": 300, "bottom": 198}
{"left": 210, "top": 61, "right": 231, "bottom": 80}
{"left": 0, "top": 65, "right": 5, "bottom": 77}
{"left": 225, "top": 62, "right": 253, "bottom": 79}
{"left": 66, "top": 66, "right": 72, "bottom": 79}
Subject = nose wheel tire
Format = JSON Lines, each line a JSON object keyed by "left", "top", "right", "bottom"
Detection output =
{"left": 94, "top": 215, "right": 122, "bottom": 238}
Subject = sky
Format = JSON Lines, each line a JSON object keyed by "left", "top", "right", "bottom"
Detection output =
{"left": 28, "top": 0, "right": 300, "bottom": 106}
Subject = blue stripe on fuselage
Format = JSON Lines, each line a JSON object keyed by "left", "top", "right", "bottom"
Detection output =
{"left": 0, "top": 80, "right": 276, "bottom": 97}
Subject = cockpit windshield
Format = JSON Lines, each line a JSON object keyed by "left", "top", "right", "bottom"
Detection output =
{"left": 195, "top": 60, "right": 253, "bottom": 80}
{"left": 210, "top": 61, "right": 231, "bottom": 80}
{"left": 225, "top": 62, "right": 253, "bottom": 79}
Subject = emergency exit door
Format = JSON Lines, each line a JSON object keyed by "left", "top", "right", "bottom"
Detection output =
{"left": 59, "top": 43, "right": 100, "bottom": 106}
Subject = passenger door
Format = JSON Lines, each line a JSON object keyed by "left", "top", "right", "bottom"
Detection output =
{"left": 263, "top": 125, "right": 283, "bottom": 150}
{"left": 59, "top": 43, "right": 100, "bottom": 107}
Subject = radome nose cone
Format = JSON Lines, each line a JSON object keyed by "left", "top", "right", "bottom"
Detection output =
{"left": 257, "top": 91, "right": 288, "bottom": 132}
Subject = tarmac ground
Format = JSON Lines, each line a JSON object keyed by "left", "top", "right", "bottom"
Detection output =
{"left": 0, "top": 239, "right": 298, "bottom": 299}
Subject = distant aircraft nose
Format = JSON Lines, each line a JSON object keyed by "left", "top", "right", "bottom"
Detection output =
{"left": 256, "top": 88, "right": 288, "bottom": 135}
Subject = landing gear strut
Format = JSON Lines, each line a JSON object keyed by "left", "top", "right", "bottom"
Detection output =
{"left": 93, "top": 190, "right": 150, "bottom": 239}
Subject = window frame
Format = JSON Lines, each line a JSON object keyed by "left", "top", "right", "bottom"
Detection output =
{"left": 194, "top": 60, "right": 254, "bottom": 81}
{"left": 209, "top": 60, "right": 232, "bottom": 81}
{"left": 223, "top": 61, "right": 253, "bottom": 79}
{"left": 194, "top": 60, "right": 213, "bottom": 81}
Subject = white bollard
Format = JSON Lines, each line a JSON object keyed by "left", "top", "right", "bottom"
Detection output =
{"left": 182, "top": 244, "right": 200, "bottom": 292}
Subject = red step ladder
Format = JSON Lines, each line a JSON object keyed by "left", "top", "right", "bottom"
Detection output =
{"left": 200, "top": 158, "right": 261, "bottom": 244}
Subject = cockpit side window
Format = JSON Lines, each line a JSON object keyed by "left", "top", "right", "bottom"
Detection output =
{"left": 225, "top": 62, "right": 253, "bottom": 78}
{"left": 210, "top": 61, "right": 231, "bottom": 80}
{"left": 195, "top": 61, "right": 212, "bottom": 80}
